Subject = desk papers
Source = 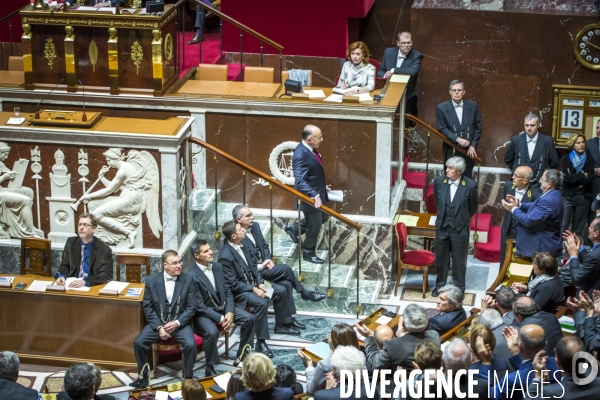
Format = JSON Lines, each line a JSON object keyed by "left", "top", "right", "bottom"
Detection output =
{"left": 390, "top": 74, "right": 410, "bottom": 83}
{"left": 155, "top": 392, "right": 169, "bottom": 400}
{"left": 102, "top": 281, "right": 130, "bottom": 293}
{"left": 353, "top": 327, "right": 366, "bottom": 341}
{"left": 0, "top": 277, "right": 14, "bottom": 284}
{"left": 27, "top": 280, "right": 50, "bottom": 292}
{"left": 65, "top": 277, "right": 91, "bottom": 292}
{"left": 375, "top": 315, "right": 393, "bottom": 325}
{"left": 429, "top": 216, "right": 437, "bottom": 226}
{"left": 6, "top": 117, "right": 25, "bottom": 125}
{"left": 126, "top": 288, "right": 143, "bottom": 297}
{"left": 328, "top": 190, "right": 344, "bottom": 202}
{"left": 303, "top": 89, "right": 326, "bottom": 99}
{"left": 324, "top": 94, "right": 343, "bottom": 103}
{"left": 213, "top": 372, "right": 231, "bottom": 390}
{"left": 263, "top": 281, "right": 274, "bottom": 299}
{"left": 397, "top": 215, "right": 419, "bottom": 227}
{"left": 305, "top": 341, "right": 331, "bottom": 360}
{"left": 507, "top": 262, "right": 533, "bottom": 279}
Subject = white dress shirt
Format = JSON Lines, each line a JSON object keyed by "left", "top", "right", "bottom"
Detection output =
{"left": 395, "top": 53, "right": 406, "bottom": 69}
{"left": 453, "top": 100, "right": 464, "bottom": 125}
{"left": 527, "top": 133, "right": 539, "bottom": 158}
{"left": 164, "top": 271, "right": 177, "bottom": 304}
{"left": 515, "top": 186, "right": 528, "bottom": 202}
{"left": 197, "top": 262, "right": 215, "bottom": 290}
{"left": 449, "top": 179, "right": 459, "bottom": 202}
{"left": 228, "top": 241, "right": 248, "bottom": 266}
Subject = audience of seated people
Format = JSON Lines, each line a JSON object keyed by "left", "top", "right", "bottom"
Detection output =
{"left": 427, "top": 284, "right": 467, "bottom": 336}
{"left": 513, "top": 296, "right": 563, "bottom": 356}
{"left": 476, "top": 308, "right": 513, "bottom": 360}
{"left": 0, "top": 351, "right": 38, "bottom": 400}
{"left": 314, "top": 345, "right": 370, "bottom": 400}
{"left": 59, "top": 363, "right": 117, "bottom": 400}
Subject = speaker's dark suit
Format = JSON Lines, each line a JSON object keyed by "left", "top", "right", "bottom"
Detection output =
{"left": 570, "top": 244, "right": 600, "bottom": 297}
{"left": 512, "top": 189, "right": 563, "bottom": 258}
{"left": 434, "top": 174, "right": 478, "bottom": 291}
{"left": 190, "top": 262, "right": 255, "bottom": 364}
{"left": 436, "top": 99, "right": 482, "bottom": 179}
{"left": 427, "top": 307, "right": 467, "bottom": 336}
{"left": 133, "top": 271, "right": 197, "bottom": 378}
{"left": 291, "top": 142, "right": 329, "bottom": 252}
{"left": 500, "top": 182, "right": 541, "bottom": 266}
{"left": 0, "top": 378, "right": 38, "bottom": 400}
{"left": 505, "top": 132, "right": 559, "bottom": 187}
{"left": 57, "top": 236, "right": 113, "bottom": 286}
{"left": 377, "top": 47, "right": 423, "bottom": 116}
{"left": 243, "top": 222, "right": 305, "bottom": 294}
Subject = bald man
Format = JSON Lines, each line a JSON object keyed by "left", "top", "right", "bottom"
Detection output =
{"left": 513, "top": 296, "right": 562, "bottom": 356}
{"left": 374, "top": 325, "right": 393, "bottom": 350}
{"left": 501, "top": 165, "right": 541, "bottom": 266}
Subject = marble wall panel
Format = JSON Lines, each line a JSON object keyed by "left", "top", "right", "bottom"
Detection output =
{"left": 359, "top": 0, "right": 414, "bottom": 60}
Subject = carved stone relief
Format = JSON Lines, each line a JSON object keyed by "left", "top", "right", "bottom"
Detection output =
{"left": 47, "top": 149, "right": 76, "bottom": 245}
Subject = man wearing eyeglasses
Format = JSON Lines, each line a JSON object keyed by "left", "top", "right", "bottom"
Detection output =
{"left": 54, "top": 213, "right": 113, "bottom": 288}
{"left": 378, "top": 32, "right": 423, "bottom": 117}
{"left": 436, "top": 79, "right": 482, "bottom": 179}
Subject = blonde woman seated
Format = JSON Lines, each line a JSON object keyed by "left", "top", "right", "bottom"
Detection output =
{"left": 235, "top": 353, "right": 294, "bottom": 400}
{"left": 334, "top": 41, "right": 375, "bottom": 95}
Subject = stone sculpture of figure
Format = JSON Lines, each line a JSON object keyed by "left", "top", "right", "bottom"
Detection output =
{"left": 82, "top": 148, "right": 162, "bottom": 248}
{"left": 50, "top": 149, "right": 71, "bottom": 197}
{"left": 0, "top": 142, "right": 41, "bottom": 238}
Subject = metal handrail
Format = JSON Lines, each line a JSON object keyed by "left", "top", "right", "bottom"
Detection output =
{"left": 0, "top": 6, "right": 23, "bottom": 25}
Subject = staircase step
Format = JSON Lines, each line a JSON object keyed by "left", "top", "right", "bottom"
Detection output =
{"left": 475, "top": 226, "right": 502, "bottom": 263}
{"left": 290, "top": 250, "right": 328, "bottom": 285}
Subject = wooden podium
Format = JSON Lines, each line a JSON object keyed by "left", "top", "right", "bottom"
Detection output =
{"left": 19, "top": 4, "right": 178, "bottom": 96}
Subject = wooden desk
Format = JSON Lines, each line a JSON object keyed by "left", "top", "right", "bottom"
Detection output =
{"left": 0, "top": 70, "right": 25, "bottom": 85}
{"left": 178, "top": 80, "right": 236, "bottom": 95}
{"left": 130, "top": 375, "right": 227, "bottom": 399}
{"left": 0, "top": 275, "right": 145, "bottom": 370}
{"left": 399, "top": 211, "right": 436, "bottom": 239}
{"left": 177, "top": 80, "right": 282, "bottom": 98}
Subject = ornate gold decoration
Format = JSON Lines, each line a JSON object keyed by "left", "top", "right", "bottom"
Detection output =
{"left": 298, "top": 273, "right": 306, "bottom": 283}
{"left": 108, "top": 28, "right": 119, "bottom": 94}
{"left": 326, "top": 288, "right": 334, "bottom": 298}
{"left": 214, "top": 231, "right": 221, "bottom": 240}
{"left": 44, "top": 38, "right": 57, "bottom": 70}
{"left": 33, "top": 0, "right": 47, "bottom": 11}
{"left": 89, "top": 40, "right": 98, "bottom": 72}
{"left": 132, "top": 0, "right": 142, "bottom": 8}
{"left": 64, "top": 26, "right": 77, "bottom": 91}
{"left": 355, "top": 304, "right": 363, "bottom": 316}
{"left": 130, "top": 41, "right": 143, "bottom": 74}
{"left": 151, "top": 30, "right": 163, "bottom": 93}
{"left": 164, "top": 33, "right": 174, "bottom": 66}
{"left": 22, "top": 24, "right": 33, "bottom": 89}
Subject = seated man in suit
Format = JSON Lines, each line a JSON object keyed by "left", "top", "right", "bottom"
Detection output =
{"left": 564, "top": 217, "right": 600, "bottom": 297}
{"left": 55, "top": 213, "right": 113, "bottom": 288}
{"left": 428, "top": 284, "right": 467, "bottom": 336}
{"left": 477, "top": 308, "right": 513, "bottom": 360}
{"left": 513, "top": 296, "right": 562, "bottom": 357}
{"left": 0, "top": 351, "right": 38, "bottom": 400}
{"left": 526, "top": 336, "right": 600, "bottom": 399}
{"left": 502, "top": 169, "right": 564, "bottom": 258}
{"left": 233, "top": 204, "right": 325, "bottom": 303}
{"left": 314, "top": 345, "right": 371, "bottom": 400}
{"left": 131, "top": 250, "right": 197, "bottom": 388}
{"left": 378, "top": 31, "right": 423, "bottom": 117}
{"left": 189, "top": 239, "right": 255, "bottom": 375}
{"left": 59, "top": 363, "right": 116, "bottom": 400}
{"left": 442, "top": 339, "right": 490, "bottom": 400}
{"left": 218, "top": 220, "right": 301, "bottom": 358}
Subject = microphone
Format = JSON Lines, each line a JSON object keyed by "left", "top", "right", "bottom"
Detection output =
{"left": 78, "top": 80, "right": 87, "bottom": 122}
{"left": 35, "top": 78, "right": 64, "bottom": 119}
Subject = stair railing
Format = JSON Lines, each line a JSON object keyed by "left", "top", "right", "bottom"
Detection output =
{"left": 404, "top": 114, "right": 484, "bottom": 242}
{"left": 0, "top": 6, "right": 25, "bottom": 61}
{"left": 183, "top": 1, "right": 283, "bottom": 81}
{"left": 189, "top": 137, "right": 365, "bottom": 317}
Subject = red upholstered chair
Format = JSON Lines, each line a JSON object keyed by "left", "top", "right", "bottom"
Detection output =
{"left": 402, "top": 156, "right": 427, "bottom": 190}
{"left": 151, "top": 334, "right": 203, "bottom": 377}
{"left": 424, "top": 185, "right": 436, "bottom": 214}
{"left": 368, "top": 59, "right": 386, "bottom": 89}
{"left": 394, "top": 222, "right": 435, "bottom": 298}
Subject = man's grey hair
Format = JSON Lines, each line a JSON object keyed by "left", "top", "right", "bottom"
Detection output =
{"left": 0, "top": 351, "right": 19, "bottom": 380}
{"left": 495, "top": 286, "right": 516, "bottom": 310}
{"left": 402, "top": 303, "right": 428, "bottom": 332}
{"left": 232, "top": 204, "right": 249, "bottom": 221}
{"left": 64, "top": 363, "right": 96, "bottom": 400}
{"left": 513, "top": 296, "right": 539, "bottom": 319}
{"left": 449, "top": 79, "right": 465, "bottom": 90}
{"left": 445, "top": 157, "right": 466, "bottom": 174}
{"left": 442, "top": 338, "right": 471, "bottom": 371}
{"left": 478, "top": 309, "right": 504, "bottom": 331}
{"left": 330, "top": 345, "right": 366, "bottom": 378}
{"left": 521, "top": 168, "right": 534, "bottom": 180}
{"left": 543, "top": 169, "right": 563, "bottom": 190}
{"left": 440, "top": 284, "right": 464, "bottom": 308}
{"left": 524, "top": 113, "right": 540, "bottom": 124}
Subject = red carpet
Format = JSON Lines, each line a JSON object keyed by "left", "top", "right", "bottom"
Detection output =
{"left": 179, "top": 31, "right": 243, "bottom": 81}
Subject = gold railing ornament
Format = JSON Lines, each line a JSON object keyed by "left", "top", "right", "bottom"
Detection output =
{"left": 44, "top": 38, "right": 57, "bottom": 70}
{"left": 298, "top": 273, "right": 305, "bottom": 283}
{"left": 131, "top": 41, "right": 143, "bottom": 74}
{"left": 326, "top": 287, "right": 334, "bottom": 298}
{"left": 214, "top": 231, "right": 221, "bottom": 240}
{"left": 355, "top": 304, "right": 363, "bottom": 316}
{"left": 132, "top": 0, "right": 142, "bottom": 8}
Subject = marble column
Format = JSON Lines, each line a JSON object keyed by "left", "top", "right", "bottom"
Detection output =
{"left": 190, "top": 112, "right": 206, "bottom": 189}
{"left": 160, "top": 148, "right": 180, "bottom": 250}
{"left": 375, "top": 121, "right": 393, "bottom": 218}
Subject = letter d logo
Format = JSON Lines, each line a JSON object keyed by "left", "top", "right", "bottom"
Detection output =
{"left": 572, "top": 351, "right": 598, "bottom": 385}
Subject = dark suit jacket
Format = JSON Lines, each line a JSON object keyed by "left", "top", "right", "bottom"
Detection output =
{"left": 57, "top": 392, "right": 117, "bottom": 400}
{"left": 570, "top": 245, "right": 600, "bottom": 297}
{"left": 530, "top": 277, "right": 565, "bottom": 314}
{"left": 519, "top": 311, "right": 563, "bottom": 357}
{"left": 501, "top": 182, "right": 541, "bottom": 237}
{"left": 0, "top": 378, "right": 38, "bottom": 400}
{"left": 364, "top": 330, "right": 440, "bottom": 370}
{"left": 315, "top": 382, "right": 375, "bottom": 400}
{"left": 218, "top": 241, "right": 263, "bottom": 297}
{"left": 377, "top": 47, "right": 423, "bottom": 100}
{"left": 436, "top": 99, "right": 482, "bottom": 151}
{"left": 233, "top": 387, "right": 294, "bottom": 400}
{"left": 433, "top": 174, "right": 478, "bottom": 232}
{"left": 292, "top": 142, "right": 328, "bottom": 214}
{"left": 188, "top": 261, "right": 234, "bottom": 323}
{"left": 586, "top": 136, "right": 600, "bottom": 196}
{"left": 513, "top": 189, "right": 564, "bottom": 257}
{"left": 142, "top": 271, "right": 196, "bottom": 331}
{"left": 427, "top": 307, "right": 467, "bottom": 336}
{"left": 580, "top": 314, "right": 600, "bottom": 352}
{"left": 525, "top": 376, "right": 600, "bottom": 399}
{"left": 57, "top": 236, "right": 113, "bottom": 286}
{"left": 505, "top": 132, "right": 559, "bottom": 185}
{"left": 561, "top": 153, "right": 594, "bottom": 198}
{"left": 242, "top": 222, "right": 272, "bottom": 261}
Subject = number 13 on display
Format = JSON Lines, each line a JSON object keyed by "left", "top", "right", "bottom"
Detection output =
{"left": 561, "top": 109, "right": 583, "bottom": 129}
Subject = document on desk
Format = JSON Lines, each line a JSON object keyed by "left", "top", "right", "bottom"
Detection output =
{"left": 353, "top": 93, "right": 373, "bottom": 102}
{"left": 328, "top": 190, "right": 344, "bottom": 202}
{"left": 375, "top": 315, "right": 393, "bottom": 325}
{"left": 397, "top": 215, "right": 419, "bottom": 227}
{"left": 305, "top": 341, "right": 331, "bottom": 360}
{"left": 0, "top": 277, "right": 15, "bottom": 284}
{"left": 303, "top": 89, "right": 326, "bottom": 99}
{"left": 26, "top": 280, "right": 50, "bottom": 292}
{"left": 102, "top": 281, "right": 130, "bottom": 293}
{"left": 332, "top": 87, "right": 349, "bottom": 95}
{"left": 262, "top": 280, "right": 274, "bottom": 299}
{"left": 324, "top": 94, "right": 343, "bottom": 103}
{"left": 390, "top": 74, "right": 410, "bottom": 83}
{"left": 213, "top": 372, "right": 231, "bottom": 390}
{"left": 429, "top": 216, "right": 437, "bottom": 226}
{"left": 65, "top": 278, "right": 91, "bottom": 292}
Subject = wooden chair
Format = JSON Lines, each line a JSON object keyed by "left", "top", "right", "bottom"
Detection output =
{"left": 440, "top": 308, "right": 480, "bottom": 343}
{"left": 116, "top": 253, "right": 150, "bottom": 283}
{"left": 8, "top": 56, "right": 23, "bottom": 71}
{"left": 368, "top": 59, "right": 387, "bottom": 89}
{"left": 20, "top": 238, "right": 52, "bottom": 277}
{"left": 394, "top": 222, "right": 435, "bottom": 298}
{"left": 244, "top": 66, "right": 274, "bottom": 83}
{"left": 281, "top": 70, "right": 313, "bottom": 86}
{"left": 197, "top": 63, "right": 228, "bottom": 81}
{"left": 151, "top": 336, "right": 202, "bottom": 378}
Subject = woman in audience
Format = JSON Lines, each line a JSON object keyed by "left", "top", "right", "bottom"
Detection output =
{"left": 274, "top": 364, "right": 303, "bottom": 395}
{"left": 334, "top": 41, "right": 375, "bottom": 95}
{"left": 226, "top": 371, "right": 245, "bottom": 400}
{"left": 398, "top": 339, "right": 444, "bottom": 400}
{"left": 297, "top": 323, "right": 360, "bottom": 396}
{"left": 182, "top": 378, "right": 207, "bottom": 400}
{"left": 561, "top": 133, "right": 594, "bottom": 236}
{"left": 467, "top": 324, "right": 510, "bottom": 376}
{"left": 511, "top": 251, "right": 565, "bottom": 313}
{"left": 235, "top": 353, "right": 294, "bottom": 400}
